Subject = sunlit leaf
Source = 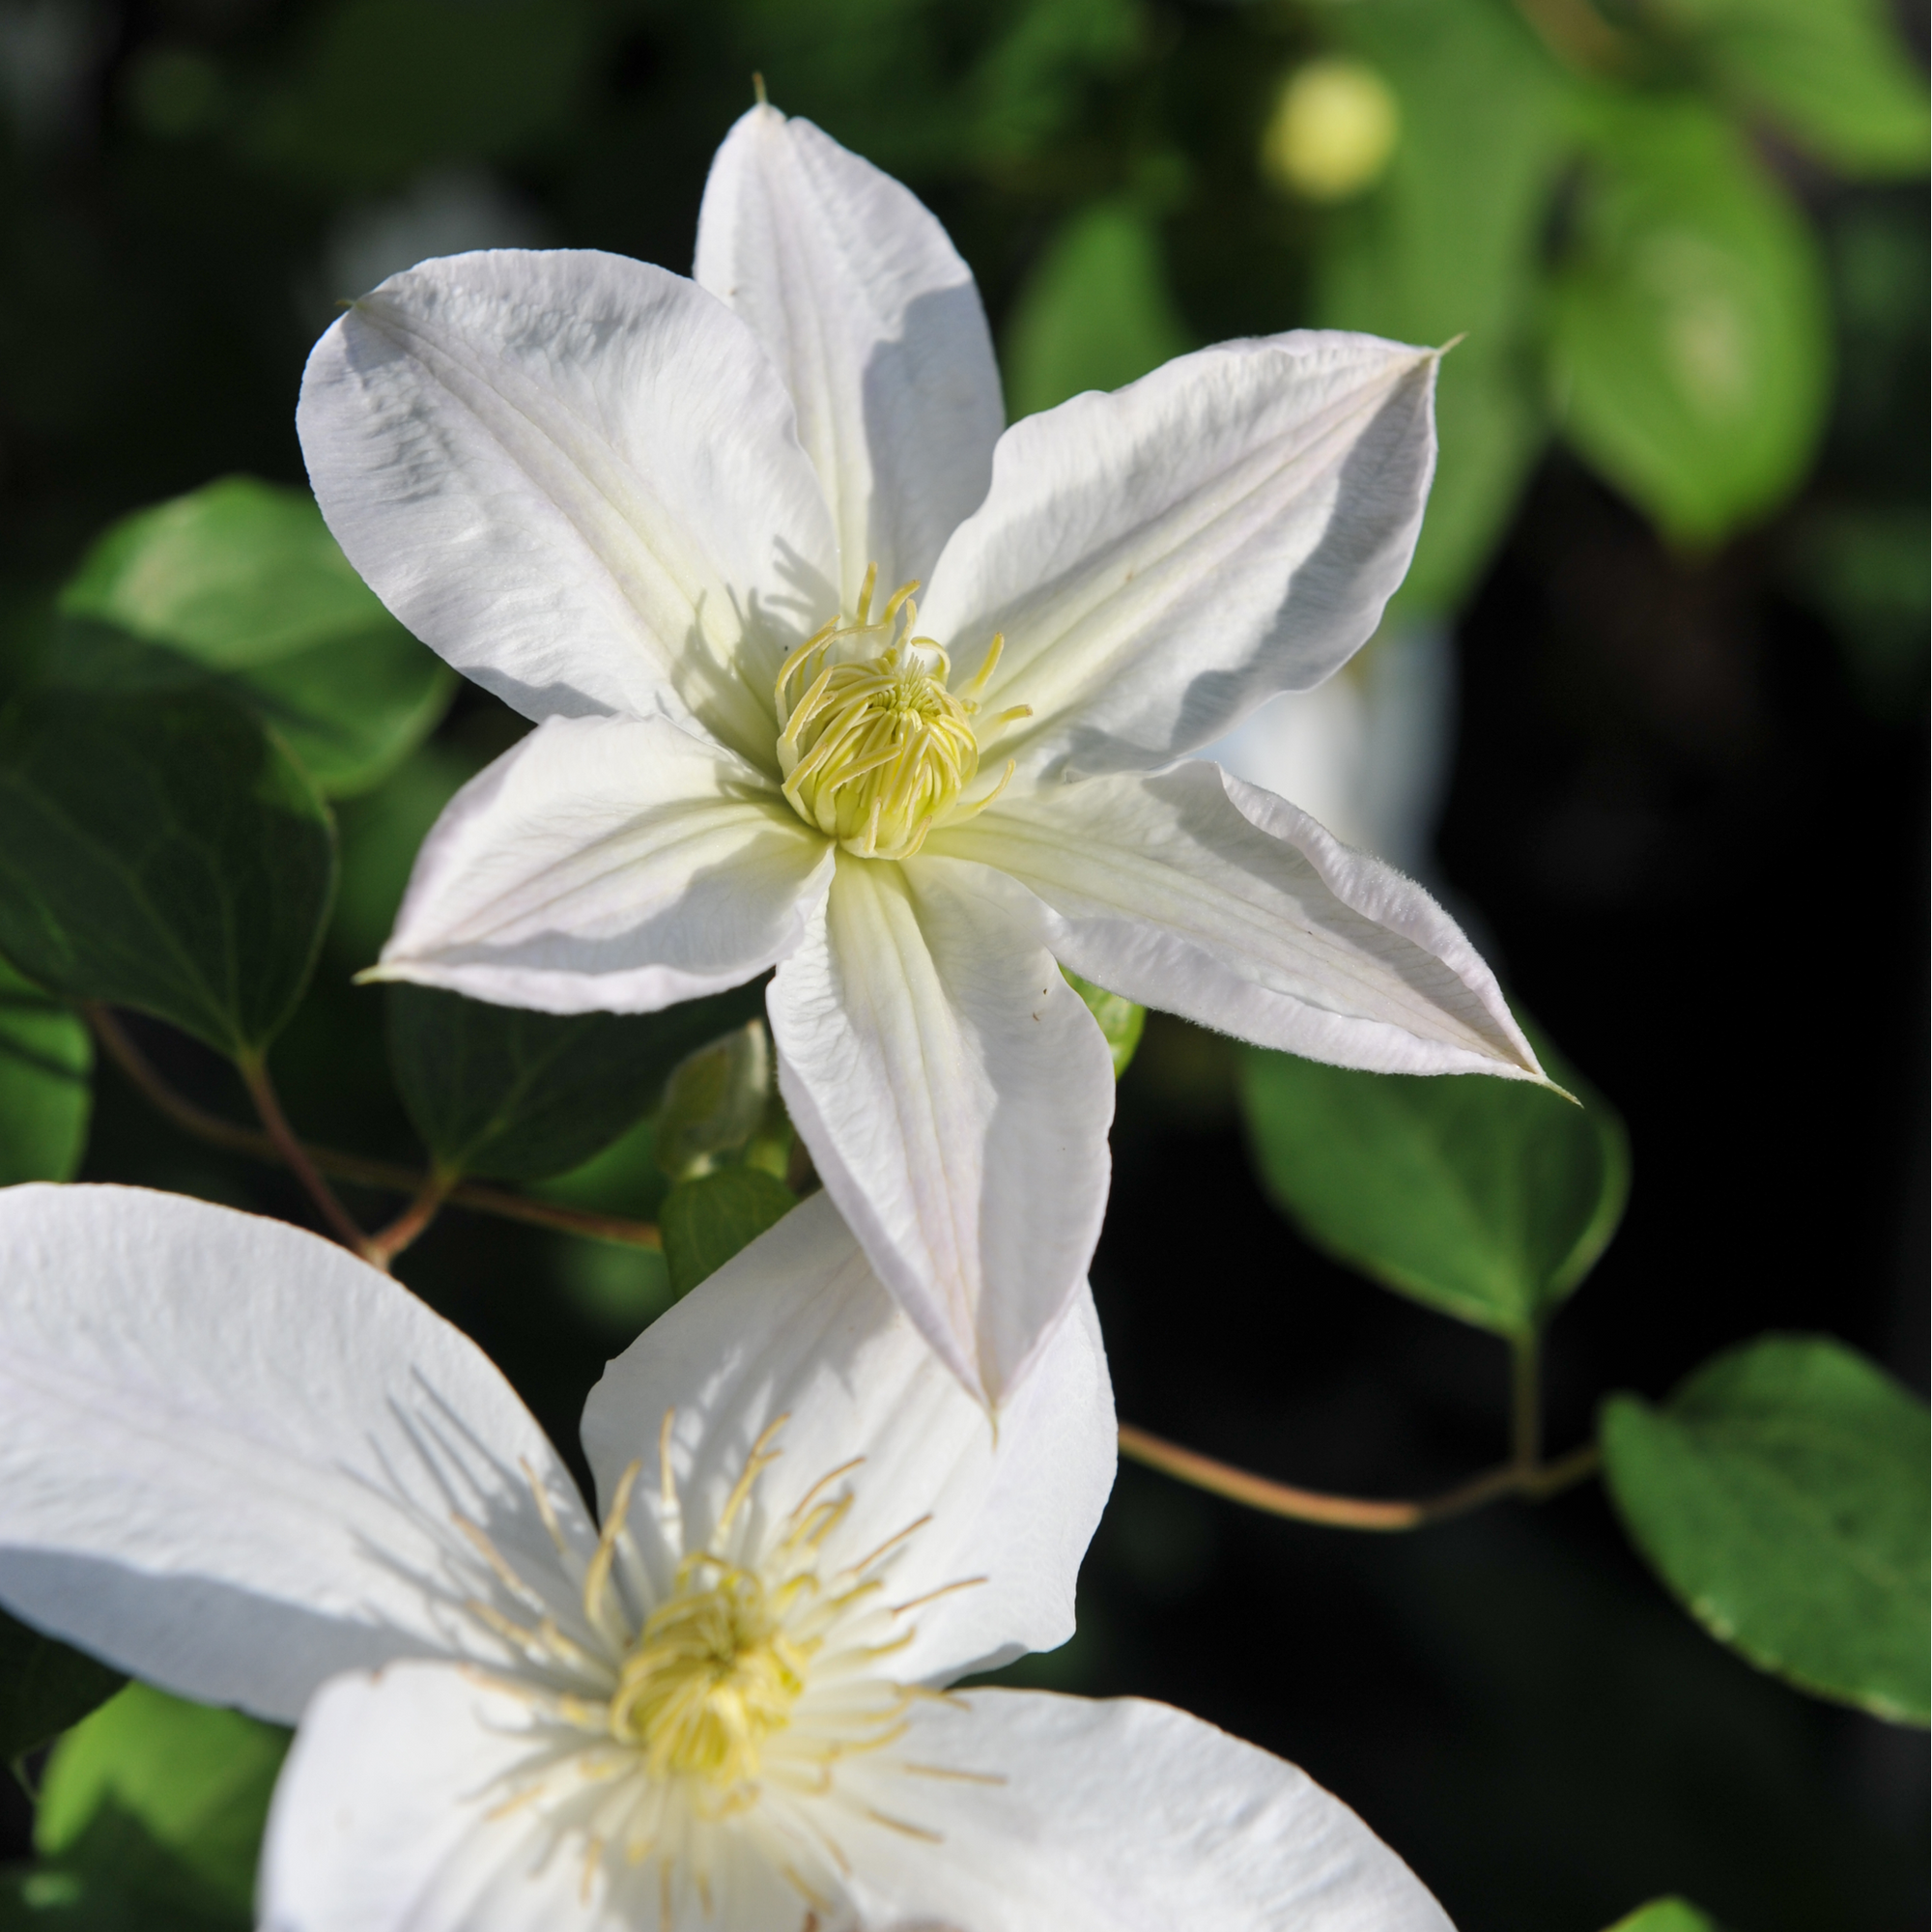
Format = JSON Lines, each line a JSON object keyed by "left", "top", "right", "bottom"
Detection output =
{"left": 654, "top": 1020, "right": 774, "bottom": 1181}
{"left": 0, "top": 1609, "right": 123, "bottom": 1765}
{"left": 1603, "top": 1335, "right": 1930, "bottom": 1724}
{"left": 35, "top": 1682, "right": 290, "bottom": 1924}
{"left": 1603, "top": 1899, "right": 1722, "bottom": 1932}
{"left": 1003, "top": 201, "right": 1192, "bottom": 419}
{"left": 1651, "top": 0, "right": 1931, "bottom": 179}
{"left": 0, "top": 691, "right": 336, "bottom": 1058}
{"left": 59, "top": 476, "right": 454, "bottom": 797}
{"left": 1239, "top": 1028, "right": 1629, "bottom": 1337}
{"left": 385, "top": 980, "right": 765, "bottom": 1181}
{"left": 1548, "top": 97, "right": 1831, "bottom": 547}
{"left": 1062, "top": 967, "right": 1145, "bottom": 1079}
{"left": 660, "top": 1167, "right": 798, "bottom": 1299}
{"left": 1313, "top": 0, "right": 1571, "bottom": 610}
{"left": 0, "top": 954, "right": 91, "bottom": 1184}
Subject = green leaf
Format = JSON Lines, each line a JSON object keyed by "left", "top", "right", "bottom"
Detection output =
{"left": 1651, "top": 0, "right": 1931, "bottom": 180}
{"left": 59, "top": 476, "right": 454, "bottom": 797}
{"left": 654, "top": 1020, "right": 775, "bottom": 1182}
{"left": 1548, "top": 97, "right": 1832, "bottom": 547}
{"left": 34, "top": 1683, "right": 290, "bottom": 1923}
{"left": 0, "top": 1610, "right": 123, "bottom": 1765}
{"left": 1602, "top": 1334, "right": 1930, "bottom": 1724}
{"left": 0, "top": 691, "right": 336, "bottom": 1058}
{"left": 1314, "top": 0, "right": 1572, "bottom": 611}
{"left": 660, "top": 1167, "right": 798, "bottom": 1299}
{"left": 1603, "top": 1900, "right": 1722, "bottom": 1932}
{"left": 1062, "top": 967, "right": 1145, "bottom": 1079}
{"left": 0, "top": 955, "right": 91, "bottom": 1184}
{"left": 1002, "top": 201, "right": 1193, "bottom": 420}
{"left": 385, "top": 980, "right": 766, "bottom": 1181}
{"left": 1238, "top": 1030, "right": 1629, "bottom": 1338}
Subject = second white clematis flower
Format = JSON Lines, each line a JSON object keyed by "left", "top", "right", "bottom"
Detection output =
{"left": 298, "top": 104, "right": 1544, "bottom": 1405}
{"left": 0, "top": 1182, "right": 1453, "bottom": 1931}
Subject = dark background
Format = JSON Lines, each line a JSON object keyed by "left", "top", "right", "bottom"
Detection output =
{"left": 0, "top": 1, "right": 1924, "bottom": 1927}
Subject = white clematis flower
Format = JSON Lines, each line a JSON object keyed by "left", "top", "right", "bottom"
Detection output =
{"left": 297, "top": 103, "right": 1544, "bottom": 1406}
{"left": 0, "top": 1182, "right": 1452, "bottom": 1932}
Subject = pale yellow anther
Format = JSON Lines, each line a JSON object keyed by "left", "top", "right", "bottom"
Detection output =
{"left": 775, "top": 570, "right": 1015, "bottom": 860}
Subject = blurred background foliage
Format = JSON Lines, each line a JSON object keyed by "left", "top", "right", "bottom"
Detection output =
{"left": 0, "top": 0, "right": 1924, "bottom": 1927}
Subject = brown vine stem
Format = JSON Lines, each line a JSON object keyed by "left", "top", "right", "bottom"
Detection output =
{"left": 235, "top": 1048, "right": 372, "bottom": 1256}
{"left": 85, "top": 1005, "right": 663, "bottom": 1254}
{"left": 362, "top": 1168, "right": 456, "bottom": 1271}
{"left": 1117, "top": 1424, "right": 1601, "bottom": 1532}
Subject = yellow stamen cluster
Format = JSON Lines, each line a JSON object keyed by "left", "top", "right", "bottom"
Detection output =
{"left": 776, "top": 566, "right": 1024, "bottom": 860}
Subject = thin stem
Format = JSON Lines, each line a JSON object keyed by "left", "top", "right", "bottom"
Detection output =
{"left": 1117, "top": 1422, "right": 1599, "bottom": 1533}
{"left": 236, "top": 1050, "right": 371, "bottom": 1255}
{"left": 87, "top": 1006, "right": 663, "bottom": 1253}
{"left": 362, "top": 1168, "right": 455, "bottom": 1270}
{"left": 1511, "top": 1329, "right": 1543, "bottom": 1475}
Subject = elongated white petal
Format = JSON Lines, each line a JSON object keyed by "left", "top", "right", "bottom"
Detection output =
{"left": 696, "top": 105, "right": 1003, "bottom": 606}
{"left": 0, "top": 1186, "right": 596, "bottom": 1724}
{"left": 841, "top": 1691, "right": 1456, "bottom": 1932}
{"left": 766, "top": 854, "right": 1116, "bottom": 1406}
{"left": 375, "top": 714, "right": 835, "bottom": 1014}
{"left": 920, "top": 331, "right": 1438, "bottom": 781}
{"left": 930, "top": 762, "right": 1541, "bottom": 1079}
{"left": 580, "top": 1190, "right": 1115, "bottom": 1686}
{"left": 298, "top": 248, "right": 838, "bottom": 769}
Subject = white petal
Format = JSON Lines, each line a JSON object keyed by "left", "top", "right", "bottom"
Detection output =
{"left": 375, "top": 714, "right": 835, "bottom": 1014}
{"left": 579, "top": 1189, "right": 1115, "bottom": 1685}
{"left": 0, "top": 1186, "right": 596, "bottom": 1724}
{"left": 920, "top": 331, "right": 1438, "bottom": 781}
{"left": 765, "top": 853, "right": 1116, "bottom": 1406}
{"left": 840, "top": 1690, "right": 1455, "bottom": 1932}
{"left": 929, "top": 762, "right": 1541, "bottom": 1079}
{"left": 696, "top": 105, "right": 1003, "bottom": 606}
{"left": 298, "top": 248, "right": 838, "bottom": 768}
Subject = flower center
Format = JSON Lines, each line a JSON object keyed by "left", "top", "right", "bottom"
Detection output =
{"left": 775, "top": 566, "right": 1024, "bottom": 861}
{"left": 608, "top": 1556, "right": 812, "bottom": 1786}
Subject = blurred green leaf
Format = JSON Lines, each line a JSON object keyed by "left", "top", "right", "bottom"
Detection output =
{"left": 660, "top": 1167, "right": 798, "bottom": 1299}
{"left": 1650, "top": 0, "right": 1931, "bottom": 179}
{"left": 0, "top": 1611, "right": 123, "bottom": 1766}
{"left": 1548, "top": 97, "right": 1832, "bottom": 547}
{"left": 385, "top": 981, "right": 765, "bottom": 1181}
{"left": 1602, "top": 1335, "right": 1930, "bottom": 1724}
{"left": 1062, "top": 967, "right": 1145, "bottom": 1078}
{"left": 34, "top": 1684, "right": 289, "bottom": 1925}
{"left": 1003, "top": 201, "right": 1193, "bottom": 419}
{"left": 531, "top": 1114, "right": 671, "bottom": 1224}
{"left": 59, "top": 477, "right": 454, "bottom": 797}
{"left": 0, "top": 955, "right": 91, "bottom": 1184}
{"left": 0, "top": 691, "right": 336, "bottom": 1058}
{"left": 654, "top": 1020, "right": 774, "bottom": 1181}
{"left": 242, "top": 0, "right": 594, "bottom": 191}
{"left": 1314, "top": 0, "right": 1572, "bottom": 610}
{"left": 1604, "top": 1899, "right": 1722, "bottom": 1932}
{"left": 1238, "top": 1031, "right": 1629, "bottom": 1337}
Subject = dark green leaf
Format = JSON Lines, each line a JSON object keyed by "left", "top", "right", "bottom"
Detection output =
{"left": 1602, "top": 1335, "right": 1929, "bottom": 1724}
{"left": 1548, "top": 97, "right": 1831, "bottom": 546}
{"left": 1604, "top": 1900, "right": 1722, "bottom": 1932}
{"left": 58, "top": 477, "right": 453, "bottom": 797}
{"left": 33, "top": 1684, "right": 290, "bottom": 1925}
{"left": 1062, "top": 967, "right": 1145, "bottom": 1079}
{"left": 1650, "top": 0, "right": 1931, "bottom": 179}
{"left": 1313, "top": 0, "right": 1572, "bottom": 611}
{"left": 0, "top": 1610, "right": 123, "bottom": 1765}
{"left": 1238, "top": 1030, "right": 1629, "bottom": 1337}
{"left": 1002, "top": 201, "right": 1192, "bottom": 419}
{"left": 0, "top": 956, "right": 91, "bottom": 1184}
{"left": 385, "top": 980, "right": 766, "bottom": 1181}
{"left": 661, "top": 1167, "right": 798, "bottom": 1299}
{"left": 0, "top": 691, "right": 336, "bottom": 1058}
